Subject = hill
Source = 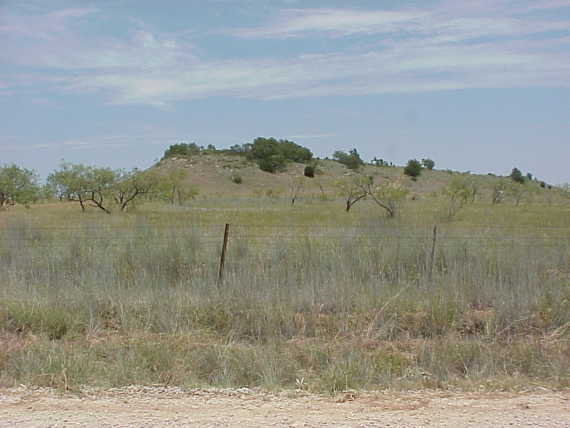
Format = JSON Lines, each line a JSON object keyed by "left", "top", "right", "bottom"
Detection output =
{"left": 154, "top": 152, "right": 523, "bottom": 201}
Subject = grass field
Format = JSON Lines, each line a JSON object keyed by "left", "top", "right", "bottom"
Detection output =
{"left": 1, "top": 172, "right": 569, "bottom": 393}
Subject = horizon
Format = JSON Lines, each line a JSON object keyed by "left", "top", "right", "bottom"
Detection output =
{"left": 1, "top": 0, "right": 569, "bottom": 184}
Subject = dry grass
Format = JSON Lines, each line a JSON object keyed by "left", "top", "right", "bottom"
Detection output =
{"left": 1, "top": 170, "right": 569, "bottom": 393}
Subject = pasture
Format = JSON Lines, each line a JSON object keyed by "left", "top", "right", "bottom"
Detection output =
{"left": 0, "top": 190, "right": 569, "bottom": 393}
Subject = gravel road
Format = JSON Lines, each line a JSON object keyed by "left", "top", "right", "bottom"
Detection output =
{"left": 1, "top": 386, "right": 568, "bottom": 427}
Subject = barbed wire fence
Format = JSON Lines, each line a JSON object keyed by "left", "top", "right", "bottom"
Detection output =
{"left": 3, "top": 222, "right": 570, "bottom": 285}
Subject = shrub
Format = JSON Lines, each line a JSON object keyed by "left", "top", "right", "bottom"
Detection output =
{"left": 162, "top": 143, "right": 201, "bottom": 159}
{"left": 231, "top": 173, "right": 243, "bottom": 184}
{"left": 258, "top": 156, "right": 287, "bottom": 173}
{"left": 333, "top": 149, "right": 364, "bottom": 170}
{"left": 404, "top": 159, "right": 422, "bottom": 178}
{"left": 421, "top": 158, "right": 435, "bottom": 170}
{"left": 248, "top": 137, "right": 313, "bottom": 173}
{"left": 510, "top": 168, "right": 525, "bottom": 184}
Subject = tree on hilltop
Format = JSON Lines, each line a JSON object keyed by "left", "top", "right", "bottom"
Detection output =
{"left": 333, "top": 149, "right": 364, "bottom": 170}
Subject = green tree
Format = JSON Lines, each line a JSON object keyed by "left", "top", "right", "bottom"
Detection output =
{"left": 0, "top": 164, "right": 40, "bottom": 208}
{"left": 404, "top": 159, "right": 422, "bottom": 178}
{"left": 333, "top": 149, "right": 364, "bottom": 170}
{"left": 365, "top": 177, "right": 409, "bottom": 217}
{"left": 336, "top": 174, "right": 408, "bottom": 217}
{"left": 335, "top": 175, "right": 369, "bottom": 212}
{"left": 48, "top": 163, "right": 115, "bottom": 213}
{"left": 510, "top": 167, "right": 525, "bottom": 184}
{"left": 162, "top": 142, "right": 201, "bottom": 159}
{"left": 247, "top": 137, "right": 312, "bottom": 173}
{"left": 153, "top": 169, "right": 198, "bottom": 205}
{"left": 421, "top": 158, "right": 435, "bottom": 170}
{"left": 113, "top": 169, "right": 156, "bottom": 212}
{"left": 47, "top": 163, "right": 92, "bottom": 210}
{"left": 304, "top": 165, "right": 315, "bottom": 178}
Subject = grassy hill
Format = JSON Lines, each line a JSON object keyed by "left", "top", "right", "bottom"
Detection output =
{"left": 154, "top": 152, "right": 516, "bottom": 200}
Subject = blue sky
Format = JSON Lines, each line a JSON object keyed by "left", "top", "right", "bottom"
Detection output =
{"left": 1, "top": 0, "right": 569, "bottom": 183}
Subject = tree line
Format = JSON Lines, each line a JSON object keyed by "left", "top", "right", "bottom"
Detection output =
{"left": 0, "top": 136, "right": 550, "bottom": 216}
{"left": 0, "top": 162, "right": 196, "bottom": 213}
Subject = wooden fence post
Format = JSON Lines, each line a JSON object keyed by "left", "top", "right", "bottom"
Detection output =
{"left": 218, "top": 223, "right": 230, "bottom": 285}
{"left": 428, "top": 225, "right": 438, "bottom": 281}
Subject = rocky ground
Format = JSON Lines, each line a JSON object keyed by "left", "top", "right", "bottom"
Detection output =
{"left": 0, "top": 386, "right": 568, "bottom": 427}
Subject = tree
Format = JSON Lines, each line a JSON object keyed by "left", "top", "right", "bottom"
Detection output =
{"left": 247, "top": 137, "right": 313, "bottom": 173}
{"left": 47, "top": 163, "right": 93, "bottom": 212}
{"left": 335, "top": 175, "right": 369, "bottom": 212}
{"left": 152, "top": 169, "right": 197, "bottom": 205}
{"left": 506, "top": 181, "right": 535, "bottom": 206}
{"left": 404, "top": 159, "right": 422, "bottom": 178}
{"left": 510, "top": 168, "right": 525, "bottom": 184}
{"left": 333, "top": 149, "right": 364, "bottom": 170}
{"left": 443, "top": 177, "right": 477, "bottom": 219}
{"left": 0, "top": 164, "right": 40, "bottom": 208}
{"left": 162, "top": 142, "right": 201, "bottom": 159}
{"left": 113, "top": 169, "right": 156, "bottom": 211}
{"left": 421, "top": 158, "right": 435, "bottom": 170}
{"left": 491, "top": 179, "right": 508, "bottom": 204}
{"left": 48, "top": 163, "right": 115, "bottom": 213}
{"left": 304, "top": 165, "right": 315, "bottom": 178}
{"left": 336, "top": 174, "right": 408, "bottom": 217}
{"left": 372, "top": 157, "right": 391, "bottom": 167}
{"left": 362, "top": 176, "right": 408, "bottom": 218}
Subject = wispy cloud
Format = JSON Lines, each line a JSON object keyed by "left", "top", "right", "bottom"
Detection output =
{"left": 1, "top": 134, "right": 183, "bottom": 152}
{"left": 1, "top": 1, "right": 569, "bottom": 106}
{"left": 234, "top": 8, "right": 428, "bottom": 39}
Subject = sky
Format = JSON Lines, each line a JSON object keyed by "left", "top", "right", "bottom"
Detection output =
{"left": 1, "top": 0, "right": 569, "bottom": 184}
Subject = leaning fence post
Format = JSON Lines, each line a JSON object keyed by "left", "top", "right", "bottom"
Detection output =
{"left": 218, "top": 223, "right": 230, "bottom": 285}
{"left": 428, "top": 225, "right": 438, "bottom": 281}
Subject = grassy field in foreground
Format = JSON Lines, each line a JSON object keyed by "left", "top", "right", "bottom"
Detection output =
{"left": 0, "top": 195, "right": 569, "bottom": 393}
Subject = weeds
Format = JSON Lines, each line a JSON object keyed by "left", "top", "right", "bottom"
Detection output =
{"left": 1, "top": 202, "right": 570, "bottom": 392}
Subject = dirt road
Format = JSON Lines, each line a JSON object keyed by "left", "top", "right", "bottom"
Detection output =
{"left": 1, "top": 386, "right": 568, "bottom": 427}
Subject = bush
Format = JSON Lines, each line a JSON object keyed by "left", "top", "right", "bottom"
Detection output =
{"left": 404, "top": 159, "right": 422, "bottom": 178}
{"left": 304, "top": 165, "right": 315, "bottom": 178}
{"left": 510, "top": 168, "right": 525, "bottom": 184}
{"left": 421, "top": 158, "right": 435, "bottom": 170}
{"left": 247, "top": 138, "right": 313, "bottom": 173}
{"left": 333, "top": 149, "right": 364, "bottom": 170}
{"left": 258, "top": 156, "right": 287, "bottom": 173}
{"left": 162, "top": 143, "right": 202, "bottom": 159}
{"left": 231, "top": 173, "right": 243, "bottom": 184}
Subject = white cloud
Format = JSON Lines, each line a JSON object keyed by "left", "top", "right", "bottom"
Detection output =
{"left": 1, "top": 2, "right": 569, "bottom": 106}
{"left": 235, "top": 8, "right": 428, "bottom": 38}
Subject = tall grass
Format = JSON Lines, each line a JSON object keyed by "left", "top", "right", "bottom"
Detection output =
{"left": 0, "top": 201, "right": 569, "bottom": 392}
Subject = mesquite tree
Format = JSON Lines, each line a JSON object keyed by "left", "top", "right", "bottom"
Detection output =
{"left": 0, "top": 164, "right": 40, "bottom": 208}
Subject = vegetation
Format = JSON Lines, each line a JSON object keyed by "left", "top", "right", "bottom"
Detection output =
{"left": 510, "top": 167, "right": 526, "bottom": 184}
{"left": 162, "top": 142, "right": 203, "bottom": 159}
{"left": 231, "top": 172, "right": 243, "bottom": 184}
{"left": 333, "top": 149, "right": 364, "bottom": 170}
{"left": 0, "top": 164, "right": 39, "bottom": 208}
{"left": 304, "top": 165, "right": 315, "bottom": 178}
{"left": 1, "top": 151, "right": 569, "bottom": 394}
{"left": 47, "top": 163, "right": 196, "bottom": 213}
{"left": 404, "top": 159, "right": 423, "bottom": 178}
{"left": 335, "top": 174, "right": 408, "bottom": 217}
{"left": 244, "top": 137, "right": 313, "bottom": 173}
{"left": 421, "top": 158, "right": 435, "bottom": 170}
